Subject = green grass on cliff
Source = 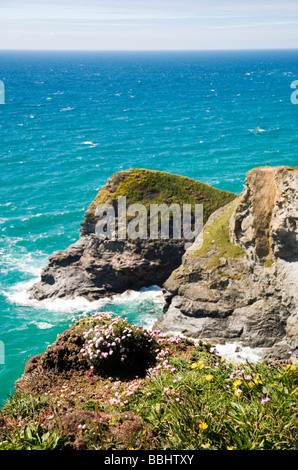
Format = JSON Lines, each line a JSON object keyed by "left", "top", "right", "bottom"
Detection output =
{"left": 90, "top": 169, "right": 236, "bottom": 225}
{"left": 190, "top": 198, "right": 246, "bottom": 267}
{"left": 0, "top": 316, "right": 297, "bottom": 451}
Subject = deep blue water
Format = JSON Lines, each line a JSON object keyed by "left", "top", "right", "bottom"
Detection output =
{"left": 0, "top": 50, "right": 297, "bottom": 405}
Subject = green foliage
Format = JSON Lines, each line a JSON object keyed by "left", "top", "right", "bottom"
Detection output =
{"left": 0, "top": 423, "right": 68, "bottom": 450}
{"left": 82, "top": 401, "right": 105, "bottom": 411}
{"left": 192, "top": 198, "right": 246, "bottom": 263}
{"left": 126, "top": 353, "right": 298, "bottom": 450}
{"left": 90, "top": 169, "right": 236, "bottom": 226}
{"left": 1, "top": 318, "right": 297, "bottom": 451}
{"left": 2, "top": 393, "right": 49, "bottom": 419}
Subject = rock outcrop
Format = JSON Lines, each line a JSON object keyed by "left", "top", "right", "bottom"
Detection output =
{"left": 29, "top": 168, "right": 235, "bottom": 301}
{"left": 154, "top": 166, "right": 298, "bottom": 354}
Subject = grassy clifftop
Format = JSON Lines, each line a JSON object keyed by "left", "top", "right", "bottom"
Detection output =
{"left": 0, "top": 314, "right": 297, "bottom": 450}
{"left": 87, "top": 169, "right": 236, "bottom": 225}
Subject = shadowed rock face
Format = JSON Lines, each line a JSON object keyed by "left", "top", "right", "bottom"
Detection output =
{"left": 28, "top": 168, "right": 235, "bottom": 301}
{"left": 154, "top": 166, "right": 298, "bottom": 353}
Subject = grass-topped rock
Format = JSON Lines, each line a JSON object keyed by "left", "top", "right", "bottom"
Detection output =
{"left": 29, "top": 168, "right": 235, "bottom": 301}
{"left": 84, "top": 168, "right": 235, "bottom": 229}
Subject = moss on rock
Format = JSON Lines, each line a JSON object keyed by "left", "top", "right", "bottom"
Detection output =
{"left": 191, "top": 198, "right": 246, "bottom": 266}
{"left": 87, "top": 168, "right": 236, "bottom": 226}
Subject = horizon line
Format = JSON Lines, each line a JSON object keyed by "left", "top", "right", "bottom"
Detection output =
{"left": 1, "top": 47, "right": 298, "bottom": 52}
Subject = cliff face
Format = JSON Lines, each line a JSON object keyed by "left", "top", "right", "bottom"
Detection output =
{"left": 155, "top": 166, "right": 298, "bottom": 354}
{"left": 29, "top": 169, "right": 235, "bottom": 301}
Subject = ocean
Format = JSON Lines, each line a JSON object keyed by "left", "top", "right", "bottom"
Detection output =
{"left": 0, "top": 50, "right": 298, "bottom": 405}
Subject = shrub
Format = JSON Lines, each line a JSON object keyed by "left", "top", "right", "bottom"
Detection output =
{"left": 1, "top": 393, "right": 49, "bottom": 420}
{"left": 77, "top": 313, "right": 160, "bottom": 378}
{"left": 0, "top": 423, "right": 68, "bottom": 450}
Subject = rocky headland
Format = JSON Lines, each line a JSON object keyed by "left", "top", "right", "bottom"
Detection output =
{"left": 3, "top": 165, "right": 297, "bottom": 451}
{"left": 29, "top": 168, "right": 235, "bottom": 301}
{"left": 28, "top": 166, "right": 297, "bottom": 357}
{"left": 155, "top": 166, "right": 298, "bottom": 359}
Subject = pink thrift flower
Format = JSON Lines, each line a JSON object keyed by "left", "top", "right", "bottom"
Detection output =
{"left": 261, "top": 397, "right": 271, "bottom": 405}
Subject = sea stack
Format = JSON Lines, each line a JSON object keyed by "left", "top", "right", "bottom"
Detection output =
{"left": 28, "top": 168, "right": 235, "bottom": 301}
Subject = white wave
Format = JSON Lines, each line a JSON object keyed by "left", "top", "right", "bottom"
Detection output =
{"left": 156, "top": 331, "right": 267, "bottom": 364}
{"left": 60, "top": 107, "right": 74, "bottom": 112}
{"left": 0, "top": 251, "right": 47, "bottom": 277}
{"left": 21, "top": 213, "right": 43, "bottom": 221}
{"left": 110, "top": 285, "right": 164, "bottom": 304}
{"left": 5, "top": 279, "right": 164, "bottom": 316}
{"left": 6, "top": 324, "right": 29, "bottom": 334}
{"left": 32, "top": 321, "right": 55, "bottom": 330}
{"left": 248, "top": 127, "right": 266, "bottom": 135}
{"left": 81, "top": 141, "right": 99, "bottom": 148}
{"left": 214, "top": 343, "right": 267, "bottom": 363}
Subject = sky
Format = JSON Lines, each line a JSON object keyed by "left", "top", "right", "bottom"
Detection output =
{"left": 0, "top": 0, "right": 298, "bottom": 50}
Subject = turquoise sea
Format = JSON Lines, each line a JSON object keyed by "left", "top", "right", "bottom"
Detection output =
{"left": 0, "top": 50, "right": 298, "bottom": 405}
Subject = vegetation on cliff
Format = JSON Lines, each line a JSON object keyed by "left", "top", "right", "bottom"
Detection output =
{"left": 87, "top": 168, "right": 236, "bottom": 225}
{"left": 0, "top": 314, "right": 297, "bottom": 450}
{"left": 190, "top": 198, "right": 247, "bottom": 266}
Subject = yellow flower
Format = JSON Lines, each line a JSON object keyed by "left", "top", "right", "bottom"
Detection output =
{"left": 248, "top": 381, "right": 254, "bottom": 389}
{"left": 234, "top": 389, "right": 242, "bottom": 397}
{"left": 199, "top": 422, "right": 208, "bottom": 431}
{"left": 202, "top": 443, "right": 211, "bottom": 449}
{"left": 227, "top": 446, "right": 234, "bottom": 450}
{"left": 254, "top": 374, "right": 263, "bottom": 385}
{"left": 232, "top": 379, "right": 242, "bottom": 390}
{"left": 288, "top": 365, "right": 296, "bottom": 372}
{"left": 220, "top": 357, "right": 226, "bottom": 363}
{"left": 205, "top": 374, "right": 214, "bottom": 382}
{"left": 191, "top": 360, "right": 206, "bottom": 370}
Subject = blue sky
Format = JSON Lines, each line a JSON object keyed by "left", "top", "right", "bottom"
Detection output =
{"left": 1, "top": 0, "right": 298, "bottom": 50}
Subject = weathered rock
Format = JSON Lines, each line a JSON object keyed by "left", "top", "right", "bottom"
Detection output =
{"left": 155, "top": 166, "right": 298, "bottom": 351}
{"left": 29, "top": 168, "right": 235, "bottom": 301}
